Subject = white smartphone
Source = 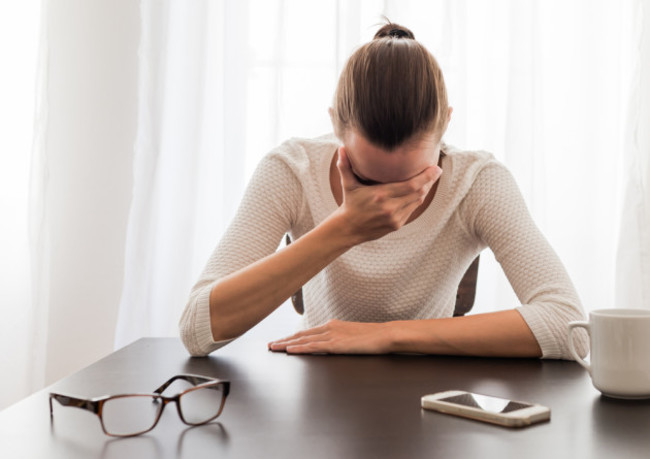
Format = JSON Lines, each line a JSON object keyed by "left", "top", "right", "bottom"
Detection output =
{"left": 421, "top": 390, "right": 550, "bottom": 428}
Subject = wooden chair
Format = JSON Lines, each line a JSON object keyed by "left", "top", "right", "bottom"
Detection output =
{"left": 285, "top": 235, "right": 480, "bottom": 317}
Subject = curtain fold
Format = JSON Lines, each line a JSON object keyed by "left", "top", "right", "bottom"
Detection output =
{"left": 616, "top": 0, "right": 650, "bottom": 310}
{"left": 1, "top": 0, "right": 45, "bottom": 410}
{"left": 26, "top": 0, "right": 50, "bottom": 398}
{"left": 115, "top": 0, "right": 220, "bottom": 347}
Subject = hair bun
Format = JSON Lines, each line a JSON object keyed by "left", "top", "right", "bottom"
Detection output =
{"left": 374, "top": 22, "right": 415, "bottom": 40}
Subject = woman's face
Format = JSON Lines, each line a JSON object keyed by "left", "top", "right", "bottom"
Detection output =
{"left": 342, "top": 129, "right": 441, "bottom": 185}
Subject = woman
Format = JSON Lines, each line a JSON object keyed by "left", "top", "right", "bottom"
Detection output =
{"left": 179, "top": 22, "right": 588, "bottom": 360}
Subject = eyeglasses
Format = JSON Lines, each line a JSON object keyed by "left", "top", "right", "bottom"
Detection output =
{"left": 49, "top": 374, "right": 230, "bottom": 437}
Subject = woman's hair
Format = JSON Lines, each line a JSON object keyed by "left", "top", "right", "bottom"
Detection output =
{"left": 331, "top": 22, "right": 449, "bottom": 150}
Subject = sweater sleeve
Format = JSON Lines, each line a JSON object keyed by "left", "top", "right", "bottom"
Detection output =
{"left": 462, "top": 161, "right": 589, "bottom": 360}
{"left": 179, "top": 151, "right": 303, "bottom": 356}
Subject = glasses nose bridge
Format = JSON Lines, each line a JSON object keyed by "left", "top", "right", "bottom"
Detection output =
{"left": 159, "top": 394, "right": 185, "bottom": 422}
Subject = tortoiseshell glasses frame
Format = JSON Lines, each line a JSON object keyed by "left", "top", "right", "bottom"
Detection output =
{"left": 49, "top": 374, "right": 230, "bottom": 437}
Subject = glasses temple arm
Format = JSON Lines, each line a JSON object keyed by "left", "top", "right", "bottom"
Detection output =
{"left": 152, "top": 374, "right": 217, "bottom": 394}
{"left": 49, "top": 393, "right": 101, "bottom": 415}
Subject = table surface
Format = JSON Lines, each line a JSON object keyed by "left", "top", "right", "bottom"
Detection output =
{"left": 2, "top": 337, "right": 650, "bottom": 459}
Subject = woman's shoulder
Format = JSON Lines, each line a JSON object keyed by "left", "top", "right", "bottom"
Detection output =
{"left": 264, "top": 133, "right": 340, "bottom": 172}
{"left": 440, "top": 143, "right": 523, "bottom": 221}
{"left": 443, "top": 142, "right": 497, "bottom": 170}
{"left": 442, "top": 143, "right": 509, "bottom": 192}
{"left": 444, "top": 143, "right": 526, "bottom": 217}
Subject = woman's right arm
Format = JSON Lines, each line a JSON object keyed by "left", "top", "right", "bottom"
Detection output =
{"left": 208, "top": 211, "right": 357, "bottom": 342}
{"left": 180, "top": 146, "right": 440, "bottom": 356}
{"left": 179, "top": 149, "right": 307, "bottom": 356}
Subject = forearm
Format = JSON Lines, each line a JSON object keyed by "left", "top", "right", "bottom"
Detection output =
{"left": 210, "top": 210, "right": 359, "bottom": 341}
{"left": 389, "top": 310, "right": 542, "bottom": 358}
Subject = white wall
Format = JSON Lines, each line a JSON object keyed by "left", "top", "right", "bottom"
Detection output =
{"left": 43, "top": 0, "right": 139, "bottom": 384}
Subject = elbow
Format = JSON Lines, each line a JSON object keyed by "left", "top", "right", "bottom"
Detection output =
{"left": 179, "top": 327, "right": 208, "bottom": 358}
{"left": 178, "top": 305, "right": 210, "bottom": 357}
{"left": 520, "top": 299, "right": 590, "bottom": 360}
{"left": 178, "top": 285, "right": 236, "bottom": 357}
{"left": 181, "top": 337, "right": 210, "bottom": 358}
{"left": 178, "top": 287, "right": 215, "bottom": 357}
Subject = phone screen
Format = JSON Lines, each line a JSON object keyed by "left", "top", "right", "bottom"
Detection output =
{"left": 439, "top": 393, "right": 533, "bottom": 413}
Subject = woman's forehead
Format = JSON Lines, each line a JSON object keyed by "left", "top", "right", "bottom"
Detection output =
{"left": 343, "top": 130, "right": 439, "bottom": 183}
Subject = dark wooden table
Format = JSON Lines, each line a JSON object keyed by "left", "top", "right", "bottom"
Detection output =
{"left": 2, "top": 337, "right": 650, "bottom": 458}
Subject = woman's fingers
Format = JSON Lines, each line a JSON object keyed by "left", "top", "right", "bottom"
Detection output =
{"left": 268, "top": 320, "right": 391, "bottom": 354}
{"left": 338, "top": 146, "right": 442, "bottom": 198}
{"left": 370, "top": 166, "right": 441, "bottom": 226}
{"left": 336, "top": 146, "right": 361, "bottom": 191}
{"left": 268, "top": 321, "right": 336, "bottom": 352}
{"left": 268, "top": 325, "right": 329, "bottom": 350}
{"left": 268, "top": 333, "right": 329, "bottom": 352}
{"left": 386, "top": 165, "right": 442, "bottom": 198}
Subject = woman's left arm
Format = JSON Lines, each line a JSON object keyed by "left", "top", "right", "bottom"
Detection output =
{"left": 460, "top": 161, "right": 589, "bottom": 359}
{"left": 270, "top": 160, "right": 588, "bottom": 359}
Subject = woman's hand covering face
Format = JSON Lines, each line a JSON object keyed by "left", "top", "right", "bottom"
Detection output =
{"left": 334, "top": 146, "right": 442, "bottom": 243}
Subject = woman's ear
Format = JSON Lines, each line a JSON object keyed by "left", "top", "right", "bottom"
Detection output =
{"left": 447, "top": 106, "right": 453, "bottom": 123}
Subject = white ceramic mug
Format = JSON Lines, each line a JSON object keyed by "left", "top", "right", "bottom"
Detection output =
{"left": 568, "top": 308, "right": 650, "bottom": 399}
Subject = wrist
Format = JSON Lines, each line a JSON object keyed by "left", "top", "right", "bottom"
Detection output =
{"left": 385, "top": 320, "right": 431, "bottom": 353}
{"left": 382, "top": 321, "right": 407, "bottom": 353}
{"left": 320, "top": 208, "right": 366, "bottom": 249}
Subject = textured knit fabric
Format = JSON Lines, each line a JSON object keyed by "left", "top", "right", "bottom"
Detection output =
{"left": 179, "top": 133, "right": 589, "bottom": 359}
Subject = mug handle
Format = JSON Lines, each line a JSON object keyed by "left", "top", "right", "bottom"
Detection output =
{"left": 568, "top": 321, "right": 591, "bottom": 374}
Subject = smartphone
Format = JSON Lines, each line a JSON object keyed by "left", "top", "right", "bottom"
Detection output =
{"left": 421, "top": 390, "right": 550, "bottom": 427}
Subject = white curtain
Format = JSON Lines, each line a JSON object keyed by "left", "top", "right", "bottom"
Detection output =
{"left": 2, "top": 0, "right": 139, "bottom": 410}
{"left": 617, "top": 0, "right": 650, "bottom": 310}
{"left": 0, "top": 1, "right": 44, "bottom": 410}
{"left": 115, "top": 0, "right": 249, "bottom": 346}
{"left": 115, "top": 0, "right": 645, "bottom": 348}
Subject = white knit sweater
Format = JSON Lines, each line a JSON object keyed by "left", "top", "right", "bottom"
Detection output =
{"left": 179, "top": 134, "right": 588, "bottom": 359}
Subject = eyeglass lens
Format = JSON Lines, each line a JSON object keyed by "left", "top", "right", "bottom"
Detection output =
{"left": 179, "top": 384, "right": 226, "bottom": 425}
{"left": 101, "top": 395, "right": 162, "bottom": 436}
